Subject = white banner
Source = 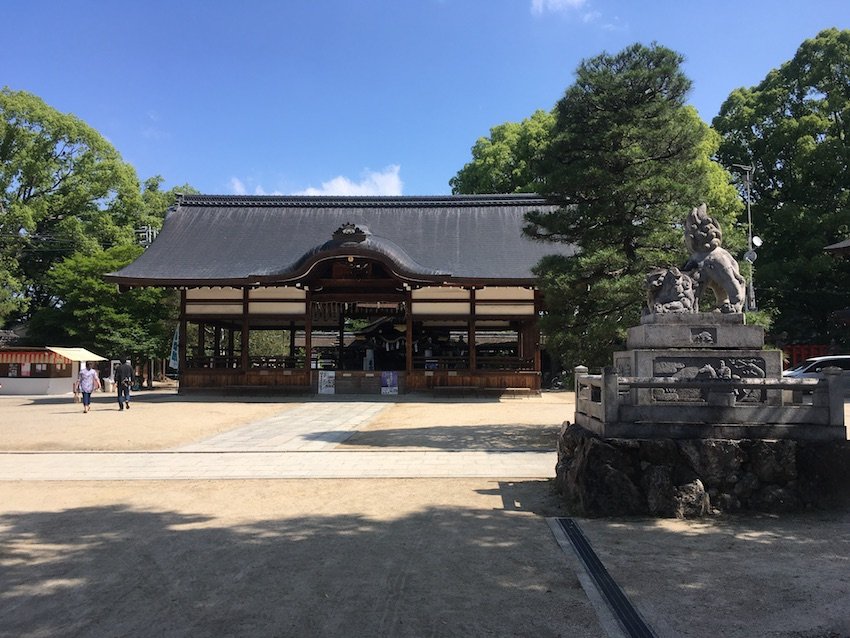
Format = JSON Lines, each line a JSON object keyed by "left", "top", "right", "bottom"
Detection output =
{"left": 168, "top": 325, "right": 180, "bottom": 370}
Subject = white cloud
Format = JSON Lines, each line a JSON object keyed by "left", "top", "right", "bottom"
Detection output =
{"left": 141, "top": 110, "right": 168, "bottom": 140}
{"left": 228, "top": 166, "right": 403, "bottom": 198}
{"left": 531, "top": 0, "right": 586, "bottom": 15}
{"left": 227, "top": 177, "right": 283, "bottom": 196}
{"left": 253, "top": 185, "right": 284, "bottom": 196}
{"left": 600, "top": 16, "right": 627, "bottom": 31}
{"left": 294, "top": 165, "right": 403, "bottom": 197}
{"left": 229, "top": 177, "right": 247, "bottom": 195}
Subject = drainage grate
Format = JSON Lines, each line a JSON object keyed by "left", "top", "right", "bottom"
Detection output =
{"left": 557, "top": 518, "right": 657, "bottom": 638}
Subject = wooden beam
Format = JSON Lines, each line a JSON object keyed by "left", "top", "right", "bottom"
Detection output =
{"left": 310, "top": 292, "right": 405, "bottom": 302}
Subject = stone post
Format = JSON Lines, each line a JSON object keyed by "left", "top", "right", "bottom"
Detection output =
{"left": 574, "top": 365, "right": 588, "bottom": 398}
{"left": 820, "top": 367, "right": 845, "bottom": 427}
{"left": 602, "top": 366, "right": 619, "bottom": 429}
{"left": 707, "top": 383, "right": 737, "bottom": 407}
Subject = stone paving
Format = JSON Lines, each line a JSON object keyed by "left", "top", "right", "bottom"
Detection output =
{"left": 0, "top": 399, "right": 556, "bottom": 480}
{"left": 173, "top": 402, "right": 389, "bottom": 451}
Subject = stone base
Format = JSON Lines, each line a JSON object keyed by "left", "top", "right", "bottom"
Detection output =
{"left": 555, "top": 422, "right": 850, "bottom": 518}
{"left": 614, "top": 348, "right": 783, "bottom": 380}
{"left": 627, "top": 320, "right": 764, "bottom": 350}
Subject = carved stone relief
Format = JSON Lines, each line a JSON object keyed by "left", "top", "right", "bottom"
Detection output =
{"left": 651, "top": 357, "right": 767, "bottom": 403}
{"left": 690, "top": 328, "right": 716, "bottom": 345}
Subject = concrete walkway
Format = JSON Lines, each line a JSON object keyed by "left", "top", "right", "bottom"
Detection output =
{"left": 173, "top": 402, "right": 389, "bottom": 451}
{"left": 0, "top": 400, "right": 556, "bottom": 480}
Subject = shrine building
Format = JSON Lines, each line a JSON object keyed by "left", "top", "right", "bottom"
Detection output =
{"left": 105, "top": 194, "right": 573, "bottom": 394}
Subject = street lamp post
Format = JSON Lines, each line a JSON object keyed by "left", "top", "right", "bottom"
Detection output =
{"left": 732, "top": 164, "right": 757, "bottom": 311}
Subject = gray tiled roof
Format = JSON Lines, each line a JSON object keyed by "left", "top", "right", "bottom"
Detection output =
{"left": 106, "top": 194, "right": 574, "bottom": 286}
{"left": 825, "top": 238, "right": 850, "bottom": 255}
{"left": 0, "top": 330, "right": 22, "bottom": 347}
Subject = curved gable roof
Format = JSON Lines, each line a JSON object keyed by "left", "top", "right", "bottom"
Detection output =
{"left": 288, "top": 227, "right": 448, "bottom": 282}
{"left": 105, "top": 194, "right": 574, "bottom": 286}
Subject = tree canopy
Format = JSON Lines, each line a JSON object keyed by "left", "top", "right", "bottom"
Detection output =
{"left": 525, "top": 43, "right": 742, "bottom": 369}
{"left": 713, "top": 28, "right": 850, "bottom": 344}
{"left": 0, "top": 88, "right": 195, "bottom": 359}
{"left": 450, "top": 109, "right": 555, "bottom": 194}
{"left": 0, "top": 88, "right": 144, "bottom": 324}
{"left": 26, "top": 245, "right": 178, "bottom": 360}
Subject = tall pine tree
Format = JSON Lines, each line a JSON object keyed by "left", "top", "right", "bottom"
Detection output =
{"left": 525, "top": 43, "right": 741, "bottom": 369}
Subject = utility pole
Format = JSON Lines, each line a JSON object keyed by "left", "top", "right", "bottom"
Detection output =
{"left": 732, "top": 164, "right": 757, "bottom": 311}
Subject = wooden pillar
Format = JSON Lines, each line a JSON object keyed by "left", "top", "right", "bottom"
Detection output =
{"left": 518, "top": 321, "right": 536, "bottom": 369}
{"left": 468, "top": 288, "right": 477, "bottom": 371}
{"left": 197, "top": 321, "right": 206, "bottom": 362}
{"left": 405, "top": 290, "right": 413, "bottom": 374}
{"left": 289, "top": 321, "right": 296, "bottom": 366}
{"left": 304, "top": 290, "right": 313, "bottom": 372}
{"left": 227, "top": 328, "right": 235, "bottom": 367}
{"left": 532, "top": 289, "right": 542, "bottom": 373}
{"left": 241, "top": 287, "right": 249, "bottom": 381}
{"left": 213, "top": 325, "right": 222, "bottom": 368}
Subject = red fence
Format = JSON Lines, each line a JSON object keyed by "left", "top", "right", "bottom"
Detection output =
{"left": 782, "top": 344, "right": 829, "bottom": 368}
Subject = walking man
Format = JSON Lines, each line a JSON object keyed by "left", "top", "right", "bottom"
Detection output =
{"left": 115, "top": 359, "right": 134, "bottom": 410}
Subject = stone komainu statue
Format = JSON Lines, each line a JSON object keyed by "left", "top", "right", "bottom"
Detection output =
{"left": 682, "top": 203, "right": 746, "bottom": 313}
{"left": 645, "top": 266, "right": 695, "bottom": 314}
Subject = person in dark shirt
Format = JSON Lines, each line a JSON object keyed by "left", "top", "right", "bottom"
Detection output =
{"left": 115, "top": 359, "right": 134, "bottom": 411}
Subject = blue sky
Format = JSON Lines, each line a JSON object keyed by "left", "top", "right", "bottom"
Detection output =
{"left": 3, "top": 1, "right": 849, "bottom": 197}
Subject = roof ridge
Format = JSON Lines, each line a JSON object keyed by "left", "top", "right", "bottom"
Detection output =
{"left": 178, "top": 194, "right": 549, "bottom": 208}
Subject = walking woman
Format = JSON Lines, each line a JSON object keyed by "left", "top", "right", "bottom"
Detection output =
{"left": 76, "top": 361, "right": 101, "bottom": 413}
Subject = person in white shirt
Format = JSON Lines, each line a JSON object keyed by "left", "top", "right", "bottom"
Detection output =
{"left": 76, "top": 361, "right": 101, "bottom": 413}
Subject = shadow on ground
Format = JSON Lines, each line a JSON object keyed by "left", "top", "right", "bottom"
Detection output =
{"left": 23, "top": 391, "right": 518, "bottom": 407}
{"left": 575, "top": 508, "right": 850, "bottom": 638}
{"left": 0, "top": 481, "right": 592, "bottom": 638}
{"left": 3, "top": 478, "right": 849, "bottom": 638}
{"left": 308, "top": 424, "right": 561, "bottom": 450}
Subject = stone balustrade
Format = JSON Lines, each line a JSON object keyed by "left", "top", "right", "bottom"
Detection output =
{"left": 574, "top": 365, "right": 846, "bottom": 441}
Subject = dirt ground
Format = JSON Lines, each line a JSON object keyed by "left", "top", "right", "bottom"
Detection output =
{"left": 0, "top": 389, "right": 573, "bottom": 451}
{"left": 0, "top": 390, "right": 300, "bottom": 450}
{"left": 1, "top": 390, "right": 849, "bottom": 637}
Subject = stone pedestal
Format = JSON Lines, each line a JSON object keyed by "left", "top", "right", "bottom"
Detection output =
{"left": 626, "top": 312, "right": 765, "bottom": 350}
{"left": 613, "top": 312, "right": 783, "bottom": 406}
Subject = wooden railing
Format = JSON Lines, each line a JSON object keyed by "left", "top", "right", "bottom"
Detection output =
{"left": 186, "top": 354, "right": 533, "bottom": 372}
{"left": 185, "top": 355, "right": 306, "bottom": 369}
{"left": 476, "top": 356, "right": 534, "bottom": 371}
{"left": 181, "top": 368, "right": 311, "bottom": 392}
{"left": 406, "top": 370, "right": 540, "bottom": 391}
{"left": 411, "top": 356, "right": 533, "bottom": 371}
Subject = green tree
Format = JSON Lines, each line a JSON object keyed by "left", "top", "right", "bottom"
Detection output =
{"left": 526, "top": 43, "right": 743, "bottom": 369}
{"left": 140, "top": 175, "right": 198, "bottom": 226}
{"left": 27, "top": 244, "right": 178, "bottom": 360}
{"left": 450, "top": 109, "right": 555, "bottom": 194}
{"left": 713, "top": 28, "right": 850, "bottom": 344}
{"left": 0, "top": 87, "right": 143, "bottom": 324}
